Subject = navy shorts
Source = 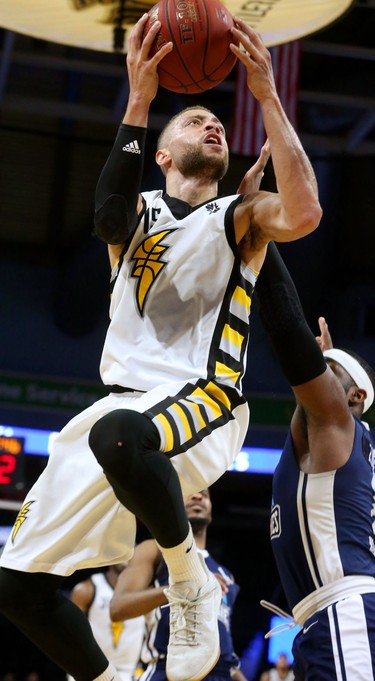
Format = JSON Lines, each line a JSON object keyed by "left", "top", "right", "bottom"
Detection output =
{"left": 293, "top": 593, "right": 375, "bottom": 680}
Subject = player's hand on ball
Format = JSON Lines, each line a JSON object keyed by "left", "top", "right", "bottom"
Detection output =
{"left": 126, "top": 14, "right": 173, "bottom": 104}
{"left": 230, "top": 18, "right": 277, "bottom": 102}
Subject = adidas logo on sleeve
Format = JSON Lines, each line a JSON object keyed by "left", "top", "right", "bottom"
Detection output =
{"left": 122, "top": 140, "right": 141, "bottom": 154}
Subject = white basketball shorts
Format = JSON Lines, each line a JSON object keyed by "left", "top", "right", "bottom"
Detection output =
{"left": 0, "top": 380, "right": 249, "bottom": 576}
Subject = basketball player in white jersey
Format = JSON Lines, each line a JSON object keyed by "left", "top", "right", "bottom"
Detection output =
{"left": 0, "top": 13, "right": 322, "bottom": 681}
{"left": 66, "top": 564, "right": 145, "bottom": 681}
{"left": 259, "top": 653, "right": 294, "bottom": 681}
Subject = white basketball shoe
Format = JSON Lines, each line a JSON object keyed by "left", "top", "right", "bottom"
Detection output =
{"left": 165, "top": 552, "right": 221, "bottom": 681}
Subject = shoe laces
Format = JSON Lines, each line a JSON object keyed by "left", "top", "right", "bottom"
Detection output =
{"left": 164, "top": 584, "right": 212, "bottom": 647}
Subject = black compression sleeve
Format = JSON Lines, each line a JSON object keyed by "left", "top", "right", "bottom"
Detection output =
{"left": 94, "top": 124, "right": 146, "bottom": 244}
{"left": 254, "top": 242, "right": 326, "bottom": 386}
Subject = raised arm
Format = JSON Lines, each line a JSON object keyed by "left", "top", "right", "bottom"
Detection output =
{"left": 93, "top": 15, "right": 173, "bottom": 262}
{"left": 110, "top": 539, "right": 167, "bottom": 621}
{"left": 230, "top": 22, "right": 322, "bottom": 245}
{"left": 254, "top": 243, "right": 351, "bottom": 423}
{"left": 254, "top": 243, "right": 357, "bottom": 471}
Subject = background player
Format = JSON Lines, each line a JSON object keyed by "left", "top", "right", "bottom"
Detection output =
{"left": 67, "top": 564, "right": 145, "bottom": 681}
{"left": 110, "top": 490, "right": 249, "bottom": 681}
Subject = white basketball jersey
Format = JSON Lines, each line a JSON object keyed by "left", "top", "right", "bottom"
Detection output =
{"left": 269, "top": 670, "right": 294, "bottom": 681}
{"left": 87, "top": 572, "right": 144, "bottom": 681}
{"left": 100, "top": 191, "right": 257, "bottom": 393}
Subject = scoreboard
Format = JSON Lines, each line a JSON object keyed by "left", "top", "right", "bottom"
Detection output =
{"left": 0, "top": 435, "right": 26, "bottom": 491}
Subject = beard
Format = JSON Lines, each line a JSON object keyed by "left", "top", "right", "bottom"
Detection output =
{"left": 188, "top": 515, "right": 211, "bottom": 531}
{"left": 176, "top": 147, "right": 228, "bottom": 182}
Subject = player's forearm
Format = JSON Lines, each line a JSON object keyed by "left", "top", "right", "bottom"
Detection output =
{"left": 110, "top": 586, "right": 167, "bottom": 621}
{"left": 123, "top": 94, "right": 150, "bottom": 128}
{"left": 254, "top": 242, "right": 326, "bottom": 387}
{"left": 93, "top": 124, "right": 145, "bottom": 244}
{"left": 260, "top": 95, "right": 322, "bottom": 234}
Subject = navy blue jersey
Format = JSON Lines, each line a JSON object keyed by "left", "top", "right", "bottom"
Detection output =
{"left": 141, "top": 550, "right": 240, "bottom": 677}
{"left": 270, "top": 417, "right": 375, "bottom": 611}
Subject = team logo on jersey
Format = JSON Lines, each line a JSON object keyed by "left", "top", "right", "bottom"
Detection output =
{"left": 11, "top": 500, "right": 35, "bottom": 543}
{"left": 111, "top": 620, "right": 124, "bottom": 647}
{"left": 130, "top": 229, "right": 176, "bottom": 316}
{"left": 206, "top": 201, "right": 220, "bottom": 214}
{"left": 270, "top": 504, "right": 281, "bottom": 539}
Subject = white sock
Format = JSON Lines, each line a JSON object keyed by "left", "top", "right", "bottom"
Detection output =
{"left": 93, "top": 662, "right": 122, "bottom": 681}
{"left": 158, "top": 524, "right": 207, "bottom": 586}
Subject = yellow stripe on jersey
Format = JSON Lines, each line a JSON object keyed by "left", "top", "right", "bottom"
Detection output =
{"left": 190, "top": 386, "right": 223, "bottom": 420}
{"left": 215, "top": 361, "right": 241, "bottom": 385}
{"left": 222, "top": 324, "right": 244, "bottom": 349}
{"left": 149, "top": 379, "right": 240, "bottom": 455}
{"left": 170, "top": 402, "right": 193, "bottom": 441}
{"left": 205, "top": 381, "right": 231, "bottom": 411}
{"left": 182, "top": 398, "right": 206, "bottom": 430}
{"left": 154, "top": 412, "right": 174, "bottom": 452}
{"left": 233, "top": 285, "right": 251, "bottom": 314}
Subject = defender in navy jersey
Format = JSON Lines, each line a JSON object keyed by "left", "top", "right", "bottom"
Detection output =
{"left": 0, "top": 13, "right": 321, "bottom": 681}
{"left": 110, "top": 490, "right": 248, "bottom": 681}
{"left": 255, "top": 243, "right": 375, "bottom": 680}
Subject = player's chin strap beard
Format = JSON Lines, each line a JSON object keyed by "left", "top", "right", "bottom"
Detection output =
{"left": 176, "top": 149, "right": 227, "bottom": 183}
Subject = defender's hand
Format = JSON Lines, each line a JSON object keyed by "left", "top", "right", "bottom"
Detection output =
{"left": 236, "top": 140, "right": 271, "bottom": 195}
{"left": 316, "top": 316, "right": 333, "bottom": 352}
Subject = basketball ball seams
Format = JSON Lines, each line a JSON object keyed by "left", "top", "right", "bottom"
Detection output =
{"left": 145, "top": 0, "right": 238, "bottom": 94}
{"left": 165, "top": 0, "right": 206, "bottom": 92}
{"left": 201, "top": 0, "right": 211, "bottom": 82}
{"left": 200, "top": 5, "right": 236, "bottom": 83}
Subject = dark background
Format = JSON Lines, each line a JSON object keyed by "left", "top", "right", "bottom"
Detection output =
{"left": 0, "top": 0, "right": 375, "bottom": 678}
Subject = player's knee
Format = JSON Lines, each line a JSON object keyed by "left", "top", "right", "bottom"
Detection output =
{"left": 89, "top": 409, "right": 160, "bottom": 476}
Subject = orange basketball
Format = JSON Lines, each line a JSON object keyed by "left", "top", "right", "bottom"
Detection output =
{"left": 144, "top": 0, "right": 238, "bottom": 94}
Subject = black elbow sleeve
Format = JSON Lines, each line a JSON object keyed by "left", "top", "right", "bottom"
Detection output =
{"left": 255, "top": 243, "right": 326, "bottom": 386}
{"left": 94, "top": 194, "right": 133, "bottom": 245}
{"left": 93, "top": 124, "right": 146, "bottom": 245}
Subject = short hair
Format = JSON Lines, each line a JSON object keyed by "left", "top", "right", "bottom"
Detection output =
{"left": 157, "top": 105, "right": 214, "bottom": 151}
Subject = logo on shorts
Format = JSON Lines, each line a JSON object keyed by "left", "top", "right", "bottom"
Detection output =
{"left": 12, "top": 500, "right": 35, "bottom": 543}
{"left": 303, "top": 620, "right": 318, "bottom": 634}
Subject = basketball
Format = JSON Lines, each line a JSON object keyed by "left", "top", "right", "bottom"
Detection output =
{"left": 144, "top": 0, "right": 238, "bottom": 94}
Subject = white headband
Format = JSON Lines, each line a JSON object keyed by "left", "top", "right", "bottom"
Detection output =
{"left": 323, "top": 348, "right": 374, "bottom": 414}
